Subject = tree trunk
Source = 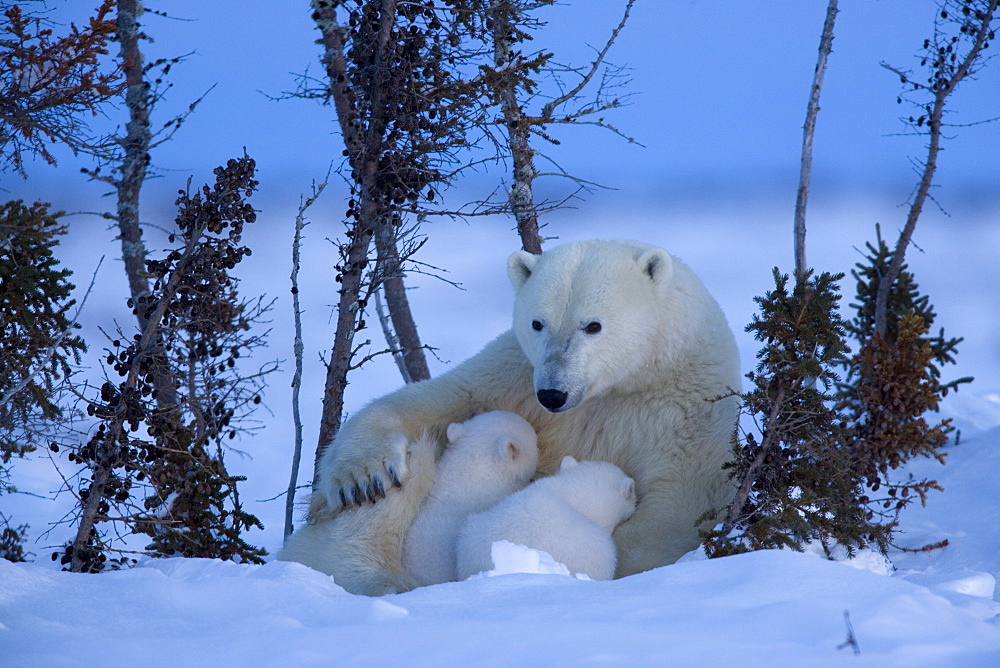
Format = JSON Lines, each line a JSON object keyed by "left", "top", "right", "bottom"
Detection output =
{"left": 115, "top": 0, "right": 151, "bottom": 317}
{"left": 489, "top": 0, "right": 543, "bottom": 255}
{"left": 374, "top": 219, "right": 430, "bottom": 382}
{"left": 113, "top": 0, "right": 178, "bottom": 409}
{"left": 311, "top": 0, "right": 408, "bottom": 482}
{"left": 69, "top": 0, "right": 160, "bottom": 571}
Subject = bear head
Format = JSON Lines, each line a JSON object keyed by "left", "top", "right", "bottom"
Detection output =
{"left": 508, "top": 240, "right": 674, "bottom": 413}
{"left": 445, "top": 410, "right": 539, "bottom": 483}
{"left": 553, "top": 455, "right": 637, "bottom": 530}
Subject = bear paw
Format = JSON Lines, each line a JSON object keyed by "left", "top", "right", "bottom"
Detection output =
{"left": 327, "top": 431, "right": 409, "bottom": 510}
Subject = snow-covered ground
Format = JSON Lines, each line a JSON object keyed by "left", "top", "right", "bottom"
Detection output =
{"left": 2, "top": 197, "right": 999, "bottom": 665}
{"left": 2, "top": 428, "right": 998, "bottom": 665}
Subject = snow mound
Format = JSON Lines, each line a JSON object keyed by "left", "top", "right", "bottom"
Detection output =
{"left": 467, "top": 539, "right": 591, "bottom": 579}
{"left": 677, "top": 536, "right": 893, "bottom": 577}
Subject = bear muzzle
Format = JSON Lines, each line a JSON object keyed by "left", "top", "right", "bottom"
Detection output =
{"left": 536, "top": 389, "right": 569, "bottom": 412}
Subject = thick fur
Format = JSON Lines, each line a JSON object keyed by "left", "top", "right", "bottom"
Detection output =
{"left": 456, "top": 456, "right": 636, "bottom": 580}
{"left": 309, "top": 239, "right": 741, "bottom": 595}
{"left": 277, "top": 432, "right": 436, "bottom": 596}
{"left": 402, "top": 411, "right": 538, "bottom": 586}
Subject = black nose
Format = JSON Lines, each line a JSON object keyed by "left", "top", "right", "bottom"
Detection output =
{"left": 536, "top": 389, "right": 568, "bottom": 411}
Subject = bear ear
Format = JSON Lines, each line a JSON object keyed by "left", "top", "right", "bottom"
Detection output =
{"left": 621, "top": 477, "right": 636, "bottom": 501}
{"left": 559, "top": 455, "right": 578, "bottom": 470}
{"left": 504, "top": 440, "right": 520, "bottom": 461}
{"left": 446, "top": 422, "right": 465, "bottom": 444}
{"left": 637, "top": 247, "right": 673, "bottom": 286}
{"left": 507, "top": 250, "right": 539, "bottom": 289}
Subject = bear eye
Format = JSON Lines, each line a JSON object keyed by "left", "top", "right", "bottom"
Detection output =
{"left": 584, "top": 321, "right": 602, "bottom": 334}
{"left": 531, "top": 320, "right": 543, "bottom": 331}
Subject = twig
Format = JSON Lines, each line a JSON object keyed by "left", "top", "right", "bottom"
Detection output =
{"left": 284, "top": 176, "right": 327, "bottom": 539}
{"left": 837, "top": 610, "right": 861, "bottom": 655}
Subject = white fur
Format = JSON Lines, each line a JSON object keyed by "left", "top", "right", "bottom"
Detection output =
{"left": 308, "top": 239, "right": 741, "bottom": 595}
{"left": 456, "top": 456, "right": 636, "bottom": 581}
{"left": 279, "top": 412, "right": 537, "bottom": 594}
{"left": 402, "top": 411, "right": 538, "bottom": 586}
{"left": 277, "top": 432, "right": 436, "bottom": 596}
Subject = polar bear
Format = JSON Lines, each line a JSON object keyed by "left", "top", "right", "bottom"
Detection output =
{"left": 456, "top": 456, "right": 636, "bottom": 580}
{"left": 279, "top": 411, "right": 537, "bottom": 594}
{"left": 403, "top": 411, "right": 538, "bottom": 586}
{"left": 310, "top": 239, "right": 741, "bottom": 596}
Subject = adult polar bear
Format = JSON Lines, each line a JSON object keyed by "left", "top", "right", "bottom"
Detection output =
{"left": 310, "top": 239, "right": 740, "bottom": 593}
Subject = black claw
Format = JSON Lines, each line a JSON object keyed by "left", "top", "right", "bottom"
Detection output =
{"left": 339, "top": 488, "right": 349, "bottom": 507}
{"left": 351, "top": 484, "right": 363, "bottom": 506}
{"left": 387, "top": 465, "right": 402, "bottom": 488}
{"left": 363, "top": 480, "right": 376, "bottom": 503}
{"left": 372, "top": 476, "right": 386, "bottom": 499}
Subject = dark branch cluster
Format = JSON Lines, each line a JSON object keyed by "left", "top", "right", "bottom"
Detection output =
{"left": 891, "top": 0, "right": 996, "bottom": 118}
{"left": 317, "top": 0, "right": 486, "bottom": 213}
{"left": 58, "top": 155, "right": 270, "bottom": 571}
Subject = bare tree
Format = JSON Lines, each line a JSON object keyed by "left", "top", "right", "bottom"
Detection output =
{"left": 308, "top": 0, "right": 487, "bottom": 485}
{"left": 793, "top": 0, "right": 838, "bottom": 281}
{"left": 484, "top": 0, "right": 637, "bottom": 254}
{"left": 284, "top": 178, "right": 327, "bottom": 538}
{"left": 875, "top": 0, "right": 998, "bottom": 336}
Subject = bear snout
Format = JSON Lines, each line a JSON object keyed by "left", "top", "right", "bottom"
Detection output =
{"left": 536, "top": 389, "right": 568, "bottom": 411}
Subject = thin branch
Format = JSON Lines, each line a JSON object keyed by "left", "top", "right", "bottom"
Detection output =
{"left": 874, "top": 0, "right": 998, "bottom": 335}
{"left": 540, "top": 0, "right": 636, "bottom": 118}
{"left": 721, "top": 386, "right": 786, "bottom": 534}
{"left": 794, "top": 0, "right": 838, "bottom": 281}
{"left": 374, "top": 287, "right": 412, "bottom": 384}
{"left": 285, "top": 175, "right": 327, "bottom": 540}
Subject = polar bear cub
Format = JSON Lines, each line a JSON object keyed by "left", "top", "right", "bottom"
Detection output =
{"left": 456, "top": 456, "right": 637, "bottom": 581}
{"left": 278, "top": 411, "right": 537, "bottom": 595}
{"left": 402, "top": 410, "right": 538, "bottom": 586}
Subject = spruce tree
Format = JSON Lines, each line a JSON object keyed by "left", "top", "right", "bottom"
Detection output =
{"left": 0, "top": 201, "right": 85, "bottom": 475}
{"left": 0, "top": 201, "right": 86, "bottom": 560}
{"left": 834, "top": 225, "right": 970, "bottom": 548}
{"left": 705, "top": 270, "right": 868, "bottom": 557}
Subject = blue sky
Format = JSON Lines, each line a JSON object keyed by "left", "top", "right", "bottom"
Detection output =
{"left": 8, "top": 1, "right": 999, "bottom": 213}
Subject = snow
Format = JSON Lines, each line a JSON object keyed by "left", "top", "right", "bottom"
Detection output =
{"left": 2, "top": 194, "right": 997, "bottom": 667}
{"left": 3, "top": 426, "right": 999, "bottom": 665}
